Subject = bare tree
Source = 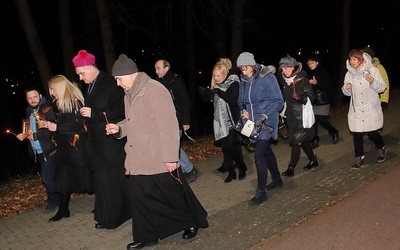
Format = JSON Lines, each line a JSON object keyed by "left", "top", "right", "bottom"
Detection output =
{"left": 96, "top": 0, "right": 116, "bottom": 72}
{"left": 231, "top": 0, "right": 245, "bottom": 69}
{"left": 59, "top": 0, "right": 75, "bottom": 80}
{"left": 15, "top": 0, "right": 53, "bottom": 98}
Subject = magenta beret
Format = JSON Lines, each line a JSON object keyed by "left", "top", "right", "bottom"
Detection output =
{"left": 72, "top": 50, "right": 96, "bottom": 67}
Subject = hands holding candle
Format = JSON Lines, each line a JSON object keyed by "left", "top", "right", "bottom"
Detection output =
{"left": 105, "top": 123, "right": 119, "bottom": 135}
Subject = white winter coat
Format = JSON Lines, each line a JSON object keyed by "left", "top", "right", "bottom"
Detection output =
{"left": 342, "top": 53, "right": 386, "bottom": 132}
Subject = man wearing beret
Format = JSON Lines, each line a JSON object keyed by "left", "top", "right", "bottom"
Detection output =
{"left": 106, "top": 54, "right": 208, "bottom": 249}
{"left": 72, "top": 50, "right": 131, "bottom": 229}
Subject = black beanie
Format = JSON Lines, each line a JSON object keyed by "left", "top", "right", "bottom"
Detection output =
{"left": 112, "top": 54, "right": 138, "bottom": 76}
{"left": 363, "top": 47, "right": 375, "bottom": 58}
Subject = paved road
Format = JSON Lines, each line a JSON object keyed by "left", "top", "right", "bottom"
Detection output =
{"left": 1, "top": 95, "right": 400, "bottom": 250}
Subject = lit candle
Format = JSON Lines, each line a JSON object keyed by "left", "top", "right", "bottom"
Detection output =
{"left": 6, "top": 130, "right": 17, "bottom": 136}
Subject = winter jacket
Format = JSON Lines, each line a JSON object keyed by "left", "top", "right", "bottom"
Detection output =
{"left": 278, "top": 66, "right": 316, "bottom": 145}
{"left": 156, "top": 70, "right": 192, "bottom": 130}
{"left": 307, "top": 65, "right": 335, "bottom": 106}
{"left": 25, "top": 97, "right": 57, "bottom": 160}
{"left": 342, "top": 53, "right": 386, "bottom": 132}
{"left": 238, "top": 64, "right": 284, "bottom": 142}
{"left": 117, "top": 72, "right": 180, "bottom": 175}
{"left": 373, "top": 57, "right": 390, "bottom": 104}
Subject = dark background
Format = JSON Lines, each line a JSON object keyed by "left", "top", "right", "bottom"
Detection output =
{"left": 1, "top": 0, "right": 399, "bottom": 180}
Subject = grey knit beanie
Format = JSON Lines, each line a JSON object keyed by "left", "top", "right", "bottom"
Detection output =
{"left": 237, "top": 52, "right": 256, "bottom": 67}
{"left": 279, "top": 55, "right": 297, "bottom": 68}
{"left": 112, "top": 54, "right": 138, "bottom": 76}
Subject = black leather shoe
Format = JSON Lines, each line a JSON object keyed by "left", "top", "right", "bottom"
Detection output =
{"left": 224, "top": 171, "right": 237, "bottom": 183}
{"left": 127, "top": 241, "right": 158, "bottom": 249}
{"left": 282, "top": 165, "right": 295, "bottom": 177}
{"left": 48, "top": 209, "right": 70, "bottom": 222}
{"left": 95, "top": 223, "right": 105, "bottom": 229}
{"left": 238, "top": 170, "right": 246, "bottom": 180}
{"left": 249, "top": 190, "right": 268, "bottom": 205}
{"left": 303, "top": 158, "right": 319, "bottom": 170}
{"left": 182, "top": 226, "right": 198, "bottom": 239}
{"left": 216, "top": 165, "right": 227, "bottom": 173}
{"left": 266, "top": 179, "right": 283, "bottom": 190}
{"left": 332, "top": 131, "right": 339, "bottom": 144}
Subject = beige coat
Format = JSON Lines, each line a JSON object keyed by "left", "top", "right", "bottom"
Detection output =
{"left": 342, "top": 53, "right": 386, "bottom": 132}
{"left": 117, "top": 72, "right": 180, "bottom": 175}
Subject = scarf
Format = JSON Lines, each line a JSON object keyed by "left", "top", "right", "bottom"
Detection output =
{"left": 213, "top": 76, "right": 236, "bottom": 141}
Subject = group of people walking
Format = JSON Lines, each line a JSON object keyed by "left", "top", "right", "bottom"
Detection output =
{"left": 201, "top": 48, "right": 388, "bottom": 207}
{"left": 16, "top": 50, "right": 208, "bottom": 249}
{"left": 15, "top": 46, "right": 388, "bottom": 249}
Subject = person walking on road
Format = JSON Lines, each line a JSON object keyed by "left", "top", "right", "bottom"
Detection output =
{"left": 342, "top": 48, "right": 387, "bottom": 169}
{"left": 237, "top": 52, "right": 284, "bottom": 205}
{"left": 278, "top": 55, "right": 318, "bottom": 177}
{"left": 363, "top": 46, "right": 390, "bottom": 112}
{"left": 72, "top": 49, "right": 131, "bottom": 229}
{"left": 107, "top": 54, "right": 208, "bottom": 249}
{"left": 306, "top": 54, "right": 339, "bottom": 148}
{"left": 200, "top": 58, "right": 247, "bottom": 183}
{"left": 16, "top": 87, "right": 59, "bottom": 213}
{"left": 46, "top": 75, "right": 94, "bottom": 222}
{"left": 155, "top": 59, "right": 198, "bottom": 183}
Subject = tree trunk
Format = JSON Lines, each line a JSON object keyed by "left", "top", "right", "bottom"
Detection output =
{"left": 337, "top": 0, "right": 352, "bottom": 106}
{"left": 15, "top": 0, "right": 53, "bottom": 98}
{"left": 58, "top": 0, "right": 75, "bottom": 80}
{"left": 231, "top": 0, "right": 245, "bottom": 70}
{"left": 96, "top": 0, "right": 116, "bottom": 73}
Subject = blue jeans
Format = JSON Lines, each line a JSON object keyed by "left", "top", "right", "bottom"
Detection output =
{"left": 37, "top": 153, "right": 59, "bottom": 207}
{"left": 179, "top": 130, "right": 194, "bottom": 173}
{"left": 254, "top": 140, "right": 280, "bottom": 190}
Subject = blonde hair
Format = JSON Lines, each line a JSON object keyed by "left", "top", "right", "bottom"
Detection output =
{"left": 211, "top": 58, "right": 232, "bottom": 89}
{"left": 48, "top": 75, "right": 84, "bottom": 113}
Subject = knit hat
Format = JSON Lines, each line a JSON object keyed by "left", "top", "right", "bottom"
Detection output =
{"left": 279, "top": 55, "right": 297, "bottom": 68}
{"left": 236, "top": 52, "right": 256, "bottom": 67}
{"left": 112, "top": 54, "right": 138, "bottom": 76}
{"left": 72, "top": 50, "right": 96, "bottom": 67}
{"left": 363, "top": 47, "right": 375, "bottom": 58}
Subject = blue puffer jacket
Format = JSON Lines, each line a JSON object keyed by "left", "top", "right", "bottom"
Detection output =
{"left": 238, "top": 64, "right": 284, "bottom": 141}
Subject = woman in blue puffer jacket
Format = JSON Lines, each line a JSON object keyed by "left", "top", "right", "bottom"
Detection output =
{"left": 237, "top": 52, "right": 284, "bottom": 205}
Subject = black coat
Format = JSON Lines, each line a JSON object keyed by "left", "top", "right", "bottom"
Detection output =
{"left": 25, "top": 97, "right": 57, "bottom": 160}
{"left": 84, "top": 70, "right": 127, "bottom": 171}
{"left": 307, "top": 66, "right": 335, "bottom": 106}
{"left": 279, "top": 70, "right": 315, "bottom": 145}
{"left": 156, "top": 70, "right": 191, "bottom": 130}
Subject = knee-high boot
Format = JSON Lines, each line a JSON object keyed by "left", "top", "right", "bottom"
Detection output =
{"left": 49, "top": 193, "right": 71, "bottom": 222}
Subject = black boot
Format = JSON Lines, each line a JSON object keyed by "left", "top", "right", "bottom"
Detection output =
{"left": 224, "top": 169, "right": 237, "bottom": 183}
{"left": 238, "top": 164, "right": 247, "bottom": 180}
{"left": 49, "top": 193, "right": 70, "bottom": 222}
{"left": 216, "top": 162, "right": 227, "bottom": 173}
{"left": 266, "top": 178, "right": 283, "bottom": 190}
{"left": 303, "top": 156, "right": 319, "bottom": 170}
{"left": 331, "top": 130, "right": 339, "bottom": 144}
{"left": 249, "top": 189, "right": 268, "bottom": 205}
{"left": 282, "top": 165, "right": 295, "bottom": 177}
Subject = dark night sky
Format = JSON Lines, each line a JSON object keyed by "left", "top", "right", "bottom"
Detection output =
{"left": 1, "top": 1, "right": 398, "bottom": 79}
{"left": 0, "top": 0, "right": 399, "bottom": 131}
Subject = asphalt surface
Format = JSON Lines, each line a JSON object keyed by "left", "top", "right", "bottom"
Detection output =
{"left": 1, "top": 95, "right": 400, "bottom": 250}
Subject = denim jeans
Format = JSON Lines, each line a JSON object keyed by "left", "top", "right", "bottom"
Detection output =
{"left": 179, "top": 130, "right": 194, "bottom": 173}
{"left": 254, "top": 140, "right": 280, "bottom": 190}
{"left": 37, "top": 153, "right": 59, "bottom": 207}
